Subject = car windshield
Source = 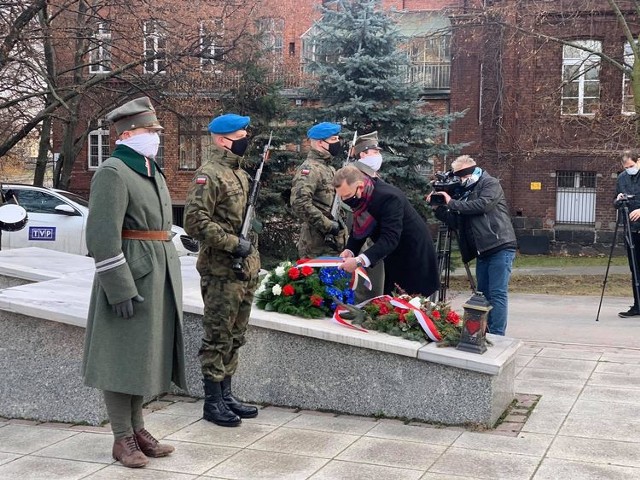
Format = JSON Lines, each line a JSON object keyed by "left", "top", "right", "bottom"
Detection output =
{"left": 56, "top": 190, "right": 89, "bottom": 208}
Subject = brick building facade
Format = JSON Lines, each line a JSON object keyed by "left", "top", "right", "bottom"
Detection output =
{"left": 54, "top": 0, "right": 635, "bottom": 253}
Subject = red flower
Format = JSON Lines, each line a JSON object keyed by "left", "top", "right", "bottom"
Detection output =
{"left": 446, "top": 311, "right": 460, "bottom": 324}
{"left": 296, "top": 258, "right": 310, "bottom": 265}
{"left": 282, "top": 284, "right": 295, "bottom": 296}
{"left": 431, "top": 310, "right": 441, "bottom": 319}
{"left": 379, "top": 303, "right": 390, "bottom": 315}
{"left": 310, "top": 294, "right": 323, "bottom": 307}
{"left": 288, "top": 267, "right": 300, "bottom": 280}
{"left": 301, "top": 266, "right": 314, "bottom": 277}
{"left": 398, "top": 311, "right": 406, "bottom": 322}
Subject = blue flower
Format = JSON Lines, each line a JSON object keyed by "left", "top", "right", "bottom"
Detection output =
{"left": 343, "top": 289, "right": 355, "bottom": 305}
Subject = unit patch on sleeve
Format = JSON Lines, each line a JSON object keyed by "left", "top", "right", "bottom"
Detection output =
{"left": 301, "top": 169, "right": 310, "bottom": 176}
{"left": 195, "top": 176, "right": 207, "bottom": 185}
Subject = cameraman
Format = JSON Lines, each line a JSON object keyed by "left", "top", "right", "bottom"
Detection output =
{"left": 428, "top": 155, "right": 517, "bottom": 336}
{"left": 615, "top": 150, "right": 640, "bottom": 318}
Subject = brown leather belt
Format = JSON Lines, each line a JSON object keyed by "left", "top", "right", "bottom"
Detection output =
{"left": 122, "top": 229, "right": 172, "bottom": 241}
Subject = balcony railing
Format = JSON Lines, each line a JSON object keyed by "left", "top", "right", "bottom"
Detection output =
{"left": 184, "top": 62, "right": 450, "bottom": 92}
{"left": 406, "top": 62, "right": 450, "bottom": 90}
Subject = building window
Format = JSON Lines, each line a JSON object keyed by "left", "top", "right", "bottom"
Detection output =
{"left": 623, "top": 42, "right": 636, "bottom": 114}
{"left": 257, "top": 17, "right": 284, "bottom": 56}
{"left": 555, "top": 170, "right": 596, "bottom": 224}
{"left": 89, "top": 23, "right": 111, "bottom": 74}
{"left": 88, "top": 120, "right": 110, "bottom": 169}
{"left": 179, "top": 117, "right": 211, "bottom": 170}
{"left": 200, "top": 19, "right": 224, "bottom": 72}
{"left": 143, "top": 20, "right": 166, "bottom": 74}
{"left": 407, "top": 35, "right": 451, "bottom": 89}
{"left": 301, "top": 24, "right": 336, "bottom": 73}
{"left": 561, "top": 40, "right": 601, "bottom": 116}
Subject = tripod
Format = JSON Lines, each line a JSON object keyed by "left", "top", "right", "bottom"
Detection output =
{"left": 431, "top": 222, "right": 477, "bottom": 303}
{"left": 596, "top": 197, "right": 640, "bottom": 321}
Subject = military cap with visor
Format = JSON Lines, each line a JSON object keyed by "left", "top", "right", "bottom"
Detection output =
{"left": 353, "top": 131, "right": 382, "bottom": 156}
{"left": 106, "top": 96, "right": 163, "bottom": 136}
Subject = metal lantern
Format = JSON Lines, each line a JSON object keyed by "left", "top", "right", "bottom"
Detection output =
{"left": 456, "top": 292, "right": 492, "bottom": 354}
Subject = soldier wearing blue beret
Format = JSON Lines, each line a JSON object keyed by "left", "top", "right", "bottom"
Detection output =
{"left": 184, "top": 112, "right": 260, "bottom": 427}
{"left": 291, "top": 122, "right": 348, "bottom": 258}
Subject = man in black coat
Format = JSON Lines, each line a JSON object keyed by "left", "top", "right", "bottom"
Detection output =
{"left": 333, "top": 165, "right": 439, "bottom": 297}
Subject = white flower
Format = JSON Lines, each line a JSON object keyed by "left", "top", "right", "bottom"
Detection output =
{"left": 275, "top": 266, "right": 286, "bottom": 276}
{"left": 272, "top": 284, "right": 282, "bottom": 296}
{"left": 409, "top": 297, "right": 423, "bottom": 309}
{"left": 256, "top": 284, "right": 266, "bottom": 295}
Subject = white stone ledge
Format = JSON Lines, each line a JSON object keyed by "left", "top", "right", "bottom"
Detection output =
{"left": 0, "top": 248, "right": 520, "bottom": 377}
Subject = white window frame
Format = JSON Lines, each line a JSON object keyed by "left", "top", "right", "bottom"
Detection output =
{"left": 623, "top": 42, "right": 636, "bottom": 115}
{"left": 88, "top": 120, "right": 110, "bottom": 170}
{"left": 143, "top": 20, "right": 166, "bottom": 74}
{"left": 257, "top": 17, "right": 284, "bottom": 56}
{"left": 560, "top": 40, "right": 601, "bottom": 116}
{"left": 89, "top": 23, "right": 111, "bottom": 74}
{"left": 200, "top": 19, "right": 224, "bottom": 72}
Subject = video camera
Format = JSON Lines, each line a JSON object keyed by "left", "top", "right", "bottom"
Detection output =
{"left": 429, "top": 170, "right": 465, "bottom": 206}
{"left": 615, "top": 193, "right": 636, "bottom": 209}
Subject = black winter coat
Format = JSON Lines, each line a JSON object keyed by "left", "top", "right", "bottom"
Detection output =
{"left": 346, "top": 180, "right": 440, "bottom": 297}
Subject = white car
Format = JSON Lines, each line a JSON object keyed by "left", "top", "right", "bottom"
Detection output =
{"left": 0, "top": 184, "right": 199, "bottom": 257}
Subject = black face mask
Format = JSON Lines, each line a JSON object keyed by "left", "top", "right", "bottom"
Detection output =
{"left": 327, "top": 140, "right": 342, "bottom": 157}
{"left": 343, "top": 190, "right": 363, "bottom": 209}
{"left": 225, "top": 136, "right": 249, "bottom": 156}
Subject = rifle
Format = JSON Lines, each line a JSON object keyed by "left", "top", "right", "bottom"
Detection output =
{"left": 231, "top": 131, "right": 273, "bottom": 278}
{"left": 325, "top": 130, "right": 357, "bottom": 246}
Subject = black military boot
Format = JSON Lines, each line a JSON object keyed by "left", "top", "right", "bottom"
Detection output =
{"left": 222, "top": 376, "right": 258, "bottom": 419}
{"left": 202, "top": 378, "right": 241, "bottom": 427}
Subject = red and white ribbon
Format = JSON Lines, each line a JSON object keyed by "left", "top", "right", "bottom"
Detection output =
{"left": 389, "top": 297, "right": 442, "bottom": 342}
{"left": 332, "top": 306, "right": 368, "bottom": 332}
{"left": 297, "top": 256, "right": 371, "bottom": 291}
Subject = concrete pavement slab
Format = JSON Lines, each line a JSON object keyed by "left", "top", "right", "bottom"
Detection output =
{"left": 560, "top": 399, "right": 640, "bottom": 442}
{"left": 364, "top": 422, "right": 461, "bottom": 445}
{"left": 580, "top": 384, "right": 640, "bottom": 404}
{"left": 533, "top": 457, "right": 640, "bottom": 479}
{"left": 526, "top": 357, "right": 598, "bottom": 374}
{"left": 428, "top": 448, "right": 541, "bottom": 479}
{"left": 241, "top": 406, "right": 302, "bottom": 427}
{"left": 0, "top": 455, "right": 104, "bottom": 480}
{"left": 588, "top": 372, "right": 640, "bottom": 388}
{"left": 537, "top": 347, "right": 603, "bottom": 360}
{"left": 310, "top": 459, "right": 424, "bottom": 479}
{"left": 283, "top": 413, "right": 377, "bottom": 435}
{"left": 0, "top": 424, "right": 76, "bottom": 455}
{"left": 138, "top": 412, "right": 198, "bottom": 439}
{"left": 141, "top": 441, "right": 238, "bottom": 475}
{"left": 85, "top": 466, "right": 197, "bottom": 479}
{"left": 165, "top": 419, "right": 275, "bottom": 447}
{"left": 548, "top": 435, "right": 640, "bottom": 469}
{"left": 452, "top": 431, "right": 553, "bottom": 457}
{"left": 249, "top": 427, "right": 360, "bottom": 458}
{"left": 204, "top": 449, "right": 328, "bottom": 480}
{"left": 32, "top": 432, "right": 114, "bottom": 464}
{"left": 336, "top": 436, "right": 445, "bottom": 470}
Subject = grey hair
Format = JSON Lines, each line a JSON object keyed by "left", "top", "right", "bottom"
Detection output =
{"left": 332, "top": 165, "right": 365, "bottom": 187}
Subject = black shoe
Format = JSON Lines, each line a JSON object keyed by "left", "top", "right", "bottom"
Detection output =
{"left": 222, "top": 376, "right": 259, "bottom": 419}
{"left": 202, "top": 378, "right": 242, "bottom": 427}
{"left": 618, "top": 308, "right": 640, "bottom": 318}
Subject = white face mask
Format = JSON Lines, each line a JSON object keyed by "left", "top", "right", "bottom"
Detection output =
{"left": 116, "top": 132, "right": 160, "bottom": 159}
{"left": 626, "top": 166, "right": 639, "bottom": 176}
{"left": 360, "top": 153, "right": 382, "bottom": 172}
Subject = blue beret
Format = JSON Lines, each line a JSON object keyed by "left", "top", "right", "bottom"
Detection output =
{"left": 307, "top": 122, "right": 341, "bottom": 140}
{"left": 208, "top": 113, "right": 250, "bottom": 134}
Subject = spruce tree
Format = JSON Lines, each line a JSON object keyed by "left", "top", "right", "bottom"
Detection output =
{"left": 299, "top": 0, "right": 461, "bottom": 214}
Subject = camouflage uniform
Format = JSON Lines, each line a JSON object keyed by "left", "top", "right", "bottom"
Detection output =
{"left": 291, "top": 149, "right": 347, "bottom": 257}
{"left": 183, "top": 147, "right": 260, "bottom": 383}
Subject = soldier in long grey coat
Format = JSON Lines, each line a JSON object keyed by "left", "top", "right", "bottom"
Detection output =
{"left": 82, "top": 97, "right": 186, "bottom": 469}
{"left": 291, "top": 122, "right": 348, "bottom": 258}
{"left": 183, "top": 113, "right": 260, "bottom": 428}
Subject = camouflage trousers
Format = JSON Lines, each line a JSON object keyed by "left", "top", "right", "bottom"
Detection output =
{"left": 199, "top": 273, "right": 258, "bottom": 382}
{"left": 297, "top": 223, "right": 347, "bottom": 258}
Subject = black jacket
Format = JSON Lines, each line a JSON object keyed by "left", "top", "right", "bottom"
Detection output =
{"left": 346, "top": 179, "right": 439, "bottom": 297}
{"left": 616, "top": 171, "right": 640, "bottom": 232}
{"left": 435, "top": 171, "right": 516, "bottom": 263}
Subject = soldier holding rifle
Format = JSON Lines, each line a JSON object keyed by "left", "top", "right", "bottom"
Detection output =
{"left": 184, "top": 114, "right": 262, "bottom": 427}
{"left": 291, "top": 122, "right": 349, "bottom": 258}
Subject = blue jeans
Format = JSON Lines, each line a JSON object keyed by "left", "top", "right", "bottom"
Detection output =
{"left": 475, "top": 248, "right": 516, "bottom": 336}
